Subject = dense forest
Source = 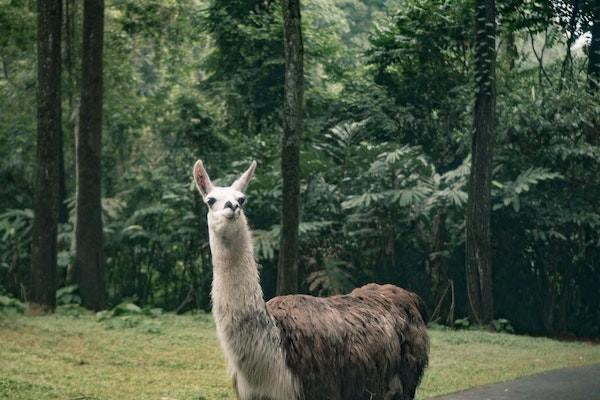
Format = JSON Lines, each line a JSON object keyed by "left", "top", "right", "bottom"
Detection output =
{"left": 1, "top": 0, "right": 599, "bottom": 337}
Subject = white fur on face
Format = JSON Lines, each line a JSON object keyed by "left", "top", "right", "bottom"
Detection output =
{"left": 193, "top": 160, "right": 256, "bottom": 238}
{"left": 205, "top": 186, "right": 247, "bottom": 236}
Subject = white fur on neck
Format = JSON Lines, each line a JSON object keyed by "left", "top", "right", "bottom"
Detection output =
{"left": 209, "top": 215, "right": 298, "bottom": 400}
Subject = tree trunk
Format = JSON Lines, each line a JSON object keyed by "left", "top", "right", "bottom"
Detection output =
{"left": 75, "top": 0, "right": 105, "bottom": 310}
{"left": 505, "top": 31, "right": 517, "bottom": 71}
{"left": 588, "top": 3, "right": 600, "bottom": 91}
{"left": 58, "top": 128, "right": 68, "bottom": 224}
{"left": 466, "top": 0, "right": 496, "bottom": 325}
{"left": 58, "top": 0, "right": 77, "bottom": 225}
{"left": 276, "top": 0, "right": 304, "bottom": 295}
{"left": 559, "top": 0, "right": 579, "bottom": 87}
{"left": 585, "top": 3, "right": 600, "bottom": 144}
{"left": 30, "top": 0, "right": 62, "bottom": 313}
{"left": 428, "top": 212, "right": 447, "bottom": 303}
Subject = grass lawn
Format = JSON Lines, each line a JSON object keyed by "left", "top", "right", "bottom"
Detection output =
{"left": 1, "top": 310, "right": 599, "bottom": 400}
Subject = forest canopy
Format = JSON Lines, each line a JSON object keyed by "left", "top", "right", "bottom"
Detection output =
{"left": 1, "top": 0, "right": 599, "bottom": 337}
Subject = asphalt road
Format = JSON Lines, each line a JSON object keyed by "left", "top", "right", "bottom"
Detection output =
{"left": 433, "top": 363, "right": 600, "bottom": 400}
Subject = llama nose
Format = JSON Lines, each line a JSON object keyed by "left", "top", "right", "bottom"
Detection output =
{"left": 224, "top": 201, "right": 238, "bottom": 211}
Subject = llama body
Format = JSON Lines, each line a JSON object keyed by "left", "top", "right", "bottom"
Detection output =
{"left": 194, "top": 160, "right": 429, "bottom": 400}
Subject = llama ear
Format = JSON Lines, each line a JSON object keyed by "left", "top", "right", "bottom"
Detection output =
{"left": 193, "top": 160, "right": 214, "bottom": 198}
{"left": 231, "top": 160, "right": 257, "bottom": 193}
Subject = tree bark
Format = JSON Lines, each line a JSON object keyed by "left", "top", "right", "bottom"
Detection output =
{"left": 559, "top": 0, "right": 579, "bottom": 88}
{"left": 30, "top": 0, "right": 62, "bottom": 312}
{"left": 505, "top": 31, "right": 517, "bottom": 71}
{"left": 276, "top": 0, "right": 304, "bottom": 295}
{"left": 588, "top": 3, "right": 600, "bottom": 91}
{"left": 585, "top": 3, "right": 600, "bottom": 144}
{"left": 58, "top": 127, "right": 68, "bottom": 224}
{"left": 428, "top": 212, "right": 447, "bottom": 303}
{"left": 466, "top": 0, "right": 495, "bottom": 325}
{"left": 58, "top": 0, "right": 77, "bottom": 225}
{"left": 75, "top": 0, "right": 105, "bottom": 310}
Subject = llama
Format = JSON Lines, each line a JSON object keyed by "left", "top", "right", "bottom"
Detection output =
{"left": 193, "top": 159, "right": 429, "bottom": 400}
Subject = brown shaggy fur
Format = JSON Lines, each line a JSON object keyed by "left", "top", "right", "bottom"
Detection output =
{"left": 267, "top": 283, "right": 429, "bottom": 400}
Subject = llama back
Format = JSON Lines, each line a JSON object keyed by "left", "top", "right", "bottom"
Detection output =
{"left": 267, "top": 284, "right": 429, "bottom": 400}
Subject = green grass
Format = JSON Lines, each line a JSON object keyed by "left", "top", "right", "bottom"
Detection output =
{"left": 1, "top": 311, "right": 599, "bottom": 400}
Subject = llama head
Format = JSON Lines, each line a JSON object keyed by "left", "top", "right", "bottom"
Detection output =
{"left": 193, "top": 159, "right": 257, "bottom": 237}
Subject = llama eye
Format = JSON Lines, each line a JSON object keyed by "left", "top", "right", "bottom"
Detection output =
{"left": 238, "top": 197, "right": 246, "bottom": 206}
{"left": 207, "top": 197, "right": 216, "bottom": 207}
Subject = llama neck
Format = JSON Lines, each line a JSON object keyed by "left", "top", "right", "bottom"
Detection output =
{"left": 208, "top": 217, "right": 299, "bottom": 399}
{"left": 209, "top": 220, "right": 266, "bottom": 318}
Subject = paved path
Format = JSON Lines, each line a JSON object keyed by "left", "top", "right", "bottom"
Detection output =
{"left": 433, "top": 363, "right": 600, "bottom": 400}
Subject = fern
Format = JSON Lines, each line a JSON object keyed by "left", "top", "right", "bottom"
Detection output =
{"left": 314, "top": 121, "right": 366, "bottom": 163}
{"left": 389, "top": 185, "right": 432, "bottom": 207}
{"left": 253, "top": 221, "right": 335, "bottom": 260}
{"left": 253, "top": 228, "right": 279, "bottom": 261}
{"left": 342, "top": 192, "right": 385, "bottom": 209}
{"left": 306, "top": 259, "right": 355, "bottom": 296}
{"left": 497, "top": 167, "right": 563, "bottom": 211}
{"left": 507, "top": 167, "right": 562, "bottom": 195}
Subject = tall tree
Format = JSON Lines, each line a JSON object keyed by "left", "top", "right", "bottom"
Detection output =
{"left": 75, "top": 0, "right": 105, "bottom": 310}
{"left": 465, "top": 0, "right": 496, "bottom": 324}
{"left": 586, "top": 1, "right": 600, "bottom": 145}
{"left": 58, "top": 0, "right": 78, "bottom": 225}
{"left": 30, "top": 0, "right": 62, "bottom": 312}
{"left": 588, "top": 2, "right": 600, "bottom": 91}
{"left": 276, "top": 0, "right": 304, "bottom": 295}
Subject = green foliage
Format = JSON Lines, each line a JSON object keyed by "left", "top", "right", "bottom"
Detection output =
{"left": 55, "top": 285, "right": 81, "bottom": 306}
{"left": 0, "top": 0, "right": 44, "bottom": 218}
{"left": 367, "top": 0, "right": 473, "bottom": 168}
{"left": 494, "top": 167, "right": 563, "bottom": 212}
{"left": 0, "top": 294, "right": 25, "bottom": 315}
{"left": 454, "top": 317, "right": 470, "bottom": 329}
{"left": 55, "top": 304, "right": 88, "bottom": 318}
{"left": 96, "top": 301, "right": 163, "bottom": 332}
{"left": 0, "top": 0, "right": 599, "bottom": 337}
{"left": 491, "top": 78, "right": 600, "bottom": 336}
{"left": 492, "top": 318, "right": 515, "bottom": 334}
{"left": 306, "top": 258, "right": 355, "bottom": 296}
{"left": 203, "top": 0, "right": 284, "bottom": 135}
{"left": 96, "top": 302, "right": 143, "bottom": 320}
{"left": 0, "top": 209, "right": 33, "bottom": 298}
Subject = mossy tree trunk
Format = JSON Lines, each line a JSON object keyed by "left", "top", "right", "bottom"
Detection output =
{"left": 75, "top": 0, "right": 105, "bottom": 310}
{"left": 277, "top": 0, "right": 304, "bottom": 295}
{"left": 585, "top": 2, "right": 600, "bottom": 144}
{"left": 466, "top": 0, "right": 496, "bottom": 325}
{"left": 30, "top": 0, "right": 62, "bottom": 312}
{"left": 58, "top": 0, "right": 78, "bottom": 225}
{"left": 589, "top": 3, "right": 600, "bottom": 91}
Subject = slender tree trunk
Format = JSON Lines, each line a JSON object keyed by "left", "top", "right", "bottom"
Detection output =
{"left": 31, "top": 0, "right": 62, "bottom": 312}
{"left": 75, "top": 0, "right": 105, "bottom": 310}
{"left": 505, "top": 31, "right": 517, "bottom": 71}
{"left": 428, "top": 212, "right": 447, "bottom": 302}
{"left": 63, "top": 0, "right": 80, "bottom": 285}
{"left": 277, "top": 0, "right": 304, "bottom": 295}
{"left": 559, "top": 0, "right": 579, "bottom": 89}
{"left": 58, "top": 0, "right": 76, "bottom": 225}
{"left": 585, "top": 3, "right": 600, "bottom": 144}
{"left": 64, "top": 0, "right": 76, "bottom": 106}
{"left": 56, "top": 0, "right": 69, "bottom": 225}
{"left": 588, "top": 3, "right": 600, "bottom": 91}
{"left": 466, "top": 0, "right": 496, "bottom": 325}
{"left": 58, "top": 128, "right": 68, "bottom": 223}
